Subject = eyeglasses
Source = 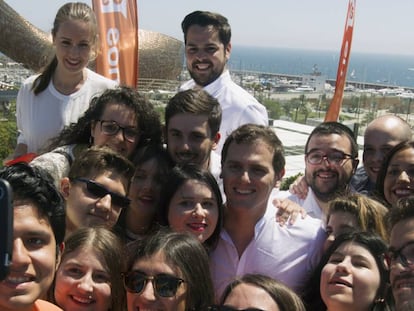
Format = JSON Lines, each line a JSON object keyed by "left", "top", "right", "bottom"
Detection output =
{"left": 122, "top": 271, "right": 185, "bottom": 298}
{"left": 97, "top": 120, "right": 140, "bottom": 143}
{"left": 386, "top": 241, "right": 414, "bottom": 267}
{"left": 306, "top": 150, "right": 354, "bottom": 166}
{"left": 208, "top": 306, "right": 264, "bottom": 311}
{"left": 74, "top": 178, "right": 130, "bottom": 208}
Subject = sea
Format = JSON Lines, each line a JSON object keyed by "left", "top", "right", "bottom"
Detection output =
{"left": 228, "top": 45, "right": 414, "bottom": 88}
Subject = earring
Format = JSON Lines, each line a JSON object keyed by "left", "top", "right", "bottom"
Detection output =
{"left": 374, "top": 298, "right": 385, "bottom": 304}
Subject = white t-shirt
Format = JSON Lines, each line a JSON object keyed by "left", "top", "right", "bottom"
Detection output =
{"left": 16, "top": 68, "right": 117, "bottom": 153}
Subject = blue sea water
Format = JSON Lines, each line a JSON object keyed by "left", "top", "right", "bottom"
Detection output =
{"left": 229, "top": 46, "right": 414, "bottom": 88}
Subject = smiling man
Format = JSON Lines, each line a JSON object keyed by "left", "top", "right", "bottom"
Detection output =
{"left": 0, "top": 163, "right": 65, "bottom": 311}
{"left": 210, "top": 124, "right": 325, "bottom": 298}
{"left": 386, "top": 196, "right": 414, "bottom": 311}
{"left": 180, "top": 10, "right": 268, "bottom": 154}
{"left": 287, "top": 122, "right": 359, "bottom": 220}
{"left": 61, "top": 146, "right": 134, "bottom": 237}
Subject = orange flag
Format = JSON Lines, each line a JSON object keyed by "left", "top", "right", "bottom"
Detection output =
{"left": 92, "top": 0, "right": 138, "bottom": 87}
{"left": 325, "top": 0, "right": 356, "bottom": 122}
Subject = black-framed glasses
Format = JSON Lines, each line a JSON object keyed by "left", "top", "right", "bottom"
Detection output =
{"left": 306, "top": 150, "right": 354, "bottom": 166}
{"left": 97, "top": 120, "right": 140, "bottom": 143}
{"left": 386, "top": 241, "right": 414, "bottom": 267}
{"left": 208, "top": 306, "right": 264, "bottom": 311}
{"left": 74, "top": 178, "right": 130, "bottom": 208}
{"left": 122, "top": 270, "right": 185, "bottom": 298}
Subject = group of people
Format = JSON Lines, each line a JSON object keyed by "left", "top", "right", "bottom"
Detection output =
{"left": 2, "top": 2, "right": 414, "bottom": 311}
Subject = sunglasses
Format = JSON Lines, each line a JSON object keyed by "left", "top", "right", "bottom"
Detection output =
{"left": 74, "top": 178, "right": 130, "bottom": 208}
{"left": 208, "top": 306, "right": 264, "bottom": 311}
{"left": 123, "top": 270, "right": 184, "bottom": 298}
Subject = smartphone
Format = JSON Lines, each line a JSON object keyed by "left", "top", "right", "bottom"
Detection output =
{"left": 0, "top": 178, "right": 13, "bottom": 281}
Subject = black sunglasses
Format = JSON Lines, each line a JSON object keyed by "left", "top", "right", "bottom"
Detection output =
{"left": 123, "top": 270, "right": 184, "bottom": 298}
{"left": 74, "top": 178, "right": 130, "bottom": 208}
{"left": 208, "top": 306, "right": 264, "bottom": 311}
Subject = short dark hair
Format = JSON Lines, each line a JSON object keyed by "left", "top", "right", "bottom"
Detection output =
{"left": 47, "top": 86, "right": 162, "bottom": 154}
{"left": 68, "top": 146, "right": 135, "bottom": 191}
{"left": 221, "top": 124, "right": 285, "bottom": 175}
{"left": 375, "top": 140, "right": 414, "bottom": 207}
{"left": 165, "top": 89, "right": 222, "bottom": 138}
{"left": 126, "top": 229, "right": 215, "bottom": 310}
{"left": 158, "top": 164, "right": 224, "bottom": 252}
{"left": 0, "top": 163, "right": 65, "bottom": 244}
{"left": 181, "top": 10, "right": 231, "bottom": 47}
{"left": 305, "top": 122, "right": 358, "bottom": 158}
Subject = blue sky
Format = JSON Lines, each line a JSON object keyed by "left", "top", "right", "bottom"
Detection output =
{"left": 5, "top": 0, "right": 414, "bottom": 56}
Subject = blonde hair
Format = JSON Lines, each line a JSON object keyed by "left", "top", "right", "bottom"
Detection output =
{"left": 328, "top": 193, "right": 389, "bottom": 241}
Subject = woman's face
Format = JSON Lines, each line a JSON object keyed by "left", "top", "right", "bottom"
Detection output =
{"left": 167, "top": 180, "right": 219, "bottom": 243}
{"left": 54, "top": 246, "right": 112, "bottom": 311}
{"left": 320, "top": 241, "right": 381, "bottom": 311}
{"left": 53, "top": 19, "right": 95, "bottom": 75}
{"left": 383, "top": 147, "right": 414, "bottom": 207}
{"left": 324, "top": 211, "right": 358, "bottom": 251}
{"left": 91, "top": 102, "right": 139, "bottom": 158}
{"left": 223, "top": 283, "right": 280, "bottom": 311}
{"left": 128, "top": 158, "right": 162, "bottom": 226}
{"left": 126, "top": 251, "right": 187, "bottom": 311}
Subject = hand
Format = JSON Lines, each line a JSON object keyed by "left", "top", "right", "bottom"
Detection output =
{"left": 289, "top": 175, "right": 308, "bottom": 199}
{"left": 274, "top": 198, "right": 307, "bottom": 226}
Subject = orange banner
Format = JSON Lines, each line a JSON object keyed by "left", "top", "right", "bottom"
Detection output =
{"left": 92, "top": 0, "right": 138, "bottom": 87}
{"left": 325, "top": 0, "right": 356, "bottom": 122}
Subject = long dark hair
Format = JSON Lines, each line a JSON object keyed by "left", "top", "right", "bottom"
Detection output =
{"left": 126, "top": 229, "right": 215, "bottom": 310}
{"left": 158, "top": 164, "right": 224, "bottom": 252}
{"left": 374, "top": 140, "right": 413, "bottom": 207}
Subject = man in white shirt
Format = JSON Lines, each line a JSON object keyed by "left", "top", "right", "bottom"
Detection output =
{"left": 284, "top": 122, "right": 359, "bottom": 220}
{"left": 210, "top": 124, "right": 325, "bottom": 298}
{"left": 180, "top": 10, "right": 268, "bottom": 154}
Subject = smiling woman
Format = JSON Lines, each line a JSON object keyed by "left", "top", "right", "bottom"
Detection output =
{"left": 53, "top": 227, "right": 126, "bottom": 311}
{"left": 303, "top": 231, "right": 392, "bottom": 311}
{"left": 6, "top": 2, "right": 117, "bottom": 160}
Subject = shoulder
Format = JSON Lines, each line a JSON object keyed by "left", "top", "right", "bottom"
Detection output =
{"left": 85, "top": 69, "right": 118, "bottom": 87}
{"left": 33, "top": 299, "right": 63, "bottom": 311}
{"left": 18, "top": 74, "right": 40, "bottom": 92}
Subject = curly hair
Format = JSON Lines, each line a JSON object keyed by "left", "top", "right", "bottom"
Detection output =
{"left": 46, "top": 86, "right": 163, "bottom": 156}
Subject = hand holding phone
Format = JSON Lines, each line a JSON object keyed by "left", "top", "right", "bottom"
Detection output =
{"left": 0, "top": 178, "right": 13, "bottom": 281}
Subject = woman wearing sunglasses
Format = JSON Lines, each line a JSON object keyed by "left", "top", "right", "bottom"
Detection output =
{"left": 30, "top": 86, "right": 162, "bottom": 186}
{"left": 123, "top": 229, "right": 215, "bottom": 311}
{"left": 61, "top": 146, "right": 134, "bottom": 237}
{"left": 52, "top": 227, "right": 125, "bottom": 311}
{"left": 212, "top": 273, "right": 305, "bottom": 311}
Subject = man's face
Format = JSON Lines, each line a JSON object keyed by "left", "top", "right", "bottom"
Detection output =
{"left": 0, "top": 203, "right": 58, "bottom": 311}
{"left": 167, "top": 113, "right": 218, "bottom": 170}
{"left": 363, "top": 128, "right": 404, "bottom": 184}
{"left": 185, "top": 24, "right": 231, "bottom": 87}
{"left": 62, "top": 171, "right": 130, "bottom": 233}
{"left": 389, "top": 218, "right": 414, "bottom": 310}
{"left": 305, "top": 134, "right": 356, "bottom": 202}
{"left": 221, "top": 139, "right": 280, "bottom": 213}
